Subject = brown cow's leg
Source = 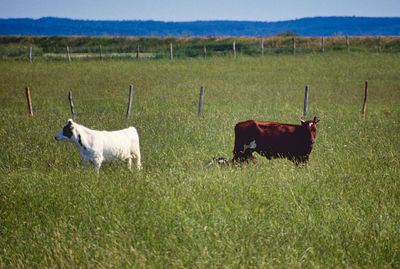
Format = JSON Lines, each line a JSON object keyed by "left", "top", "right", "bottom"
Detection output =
{"left": 232, "top": 148, "right": 243, "bottom": 162}
{"left": 233, "top": 150, "right": 256, "bottom": 163}
{"left": 232, "top": 138, "right": 242, "bottom": 162}
{"left": 258, "top": 150, "right": 273, "bottom": 160}
{"left": 291, "top": 155, "right": 309, "bottom": 166}
{"left": 246, "top": 154, "right": 257, "bottom": 164}
{"left": 232, "top": 153, "right": 240, "bottom": 162}
{"left": 233, "top": 152, "right": 248, "bottom": 163}
{"left": 233, "top": 140, "right": 250, "bottom": 163}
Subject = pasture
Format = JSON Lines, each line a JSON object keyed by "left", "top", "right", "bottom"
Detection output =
{"left": 0, "top": 52, "right": 399, "bottom": 267}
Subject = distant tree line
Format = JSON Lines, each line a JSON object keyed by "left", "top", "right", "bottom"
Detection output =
{"left": 0, "top": 17, "right": 400, "bottom": 37}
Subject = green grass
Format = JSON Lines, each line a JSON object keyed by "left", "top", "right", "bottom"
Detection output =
{"left": 0, "top": 52, "right": 399, "bottom": 267}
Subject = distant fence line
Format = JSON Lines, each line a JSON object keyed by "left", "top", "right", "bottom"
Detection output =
{"left": 24, "top": 82, "right": 370, "bottom": 120}
{"left": 1, "top": 36, "right": 398, "bottom": 61}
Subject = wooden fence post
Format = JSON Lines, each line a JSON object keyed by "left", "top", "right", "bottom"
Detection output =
{"left": 170, "top": 43, "right": 173, "bottom": 60}
{"left": 136, "top": 45, "right": 140, "bottom": 59}
{"left": 292, "top": 37, "right": 296, "bottom": 56}
{"left": 378, "top": 37, "right": 381, "bottom": 53}
{"left": 321, "top": 37, "right": 325, "bottom": 53}
{"left": 99, "top": 45, "right": 103, "bottom": 61}
{"left": 233, "top": 40, "right": 236, "bottom": 58}
{"left": 362, "top": 80, "right": 368, "bottom": 119}
{"left": 29, "top": 47, "right": 33, "bottom": 63}
{"left": 198, "top": 86, "right": 204, "bottom": 116}
{"left": 67, "top": 46, "right": 71, "bottom": 62}
{"left": 346, "top": 36, "right": 350, "bottom": 52}
{"left": 68, "top": 91, "right": 76, "bottom": 119}
{"left": 260, "top": 39, "right": 264, "bottom": 56}
{"left": 203, "top": 44, "right": 207, "bottom": 59}
{"left": 303, "top": 85, "right": 309, "bottom": 117}
{"left": 25, "top": 87, "right": 33, "bottom": 117}
{"left": 126, "top": 85, "right": 134, "bottom": 118}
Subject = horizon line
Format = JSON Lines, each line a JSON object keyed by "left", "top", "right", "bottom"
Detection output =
{"left": 1, "top": 15, "right": 400, "bottom": 24}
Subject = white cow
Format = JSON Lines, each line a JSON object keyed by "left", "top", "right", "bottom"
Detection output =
{"left": 55, "top": 119, "right": 142, "bottom": 173}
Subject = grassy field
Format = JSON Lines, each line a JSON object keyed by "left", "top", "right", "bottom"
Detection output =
{"left": 0, "top": 52, "right": 399, "bottom": 267}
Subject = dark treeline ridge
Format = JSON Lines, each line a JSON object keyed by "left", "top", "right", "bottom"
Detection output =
{"left": 1, "top": 17, "right": 400, "bottom": 37}
{"left": 1, "top": 35, "right": 400, "bottom": 59}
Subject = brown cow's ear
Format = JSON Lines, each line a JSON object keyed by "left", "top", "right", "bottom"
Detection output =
{"left": 313, "top": 117, "right": 320, "bottom": 124}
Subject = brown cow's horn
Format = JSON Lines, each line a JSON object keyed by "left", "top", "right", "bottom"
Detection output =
{"left": 300, "top": 117, "right": 305, "bottom": 123}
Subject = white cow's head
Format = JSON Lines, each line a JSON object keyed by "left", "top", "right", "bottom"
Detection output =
{"left": 55, "top": 119, "right": 76, "bottom": 142}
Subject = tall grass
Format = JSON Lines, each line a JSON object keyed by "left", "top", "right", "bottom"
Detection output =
{"left": 0, "top": 52, "right": 399, "bottom": 267}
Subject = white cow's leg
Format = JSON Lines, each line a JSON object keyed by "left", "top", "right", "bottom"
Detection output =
{"left": 136, "top": 155, "right": 142, "bottom": 170}
{"left": 127, "top": 157, "right": 133, "bottom": 171}
{"left": 94, "top": 163, "right": 101, "bottom": 174}
{"left": 93, "top": 156, "right": 103, "bottom": 174}
{"left": 133, "top": 151, "right": 142, "bottom": 170}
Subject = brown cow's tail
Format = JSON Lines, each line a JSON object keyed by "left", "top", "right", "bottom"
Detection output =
{"left": 232, "top": 123, "right": 256, "bottom": 163}
{"left": 232, "top": 123, "right": 242, "bottom": 162}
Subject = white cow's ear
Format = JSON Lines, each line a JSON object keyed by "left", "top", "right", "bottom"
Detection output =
{"left": 67, "top": 119, "right": 74, "bottom": 128}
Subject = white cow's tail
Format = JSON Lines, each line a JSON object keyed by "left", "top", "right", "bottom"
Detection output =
{"left": 130, "top": 127, "right": 142, "bottom": 170}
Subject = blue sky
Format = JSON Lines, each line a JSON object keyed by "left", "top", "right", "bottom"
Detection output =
{"left": 1, "top": 0, "right": 399, "bottom": 21}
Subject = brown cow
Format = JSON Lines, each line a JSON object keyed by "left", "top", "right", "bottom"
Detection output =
{"left": 233, "top": 117, "right": 320, "bottom": 164}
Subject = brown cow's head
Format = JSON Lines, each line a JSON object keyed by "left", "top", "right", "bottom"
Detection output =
{"left": 300, "top": 116, "right": 320, "bottom": 146}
